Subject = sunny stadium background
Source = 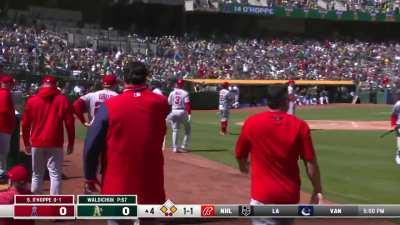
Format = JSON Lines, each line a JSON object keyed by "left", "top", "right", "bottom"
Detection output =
{"left": 1, "top": 0, "right": 400, "bottom": 225}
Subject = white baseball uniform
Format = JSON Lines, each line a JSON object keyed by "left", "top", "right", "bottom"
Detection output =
{"left": 80, "top": 89, "right": 118, "bottom": 123}
{"left": 319, "top": 90, "right": 329, "bottom": 105}
{"left": 391, "top": 100, "right": 400, "bottom": 165}
{"left": 167, "top": 88, "right": 191, "bottom": 150}
{"left": 152, "top": 88, "right": 163, "bottom": 96}
{"left": 392, "top": 100, "right": 400, "bottom": 164}
{"left": 219, "top": 88, "right": 234, "bottom": 121}
{"left": 288, "top": 85, "right": 296, "bottom": 115}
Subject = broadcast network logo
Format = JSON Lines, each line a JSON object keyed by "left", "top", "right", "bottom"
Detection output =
{"left": 201, "top": 205, "right": 216, "bottom": 217}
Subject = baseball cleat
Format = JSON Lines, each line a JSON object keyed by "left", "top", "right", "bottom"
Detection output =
{"left": 173, "top": 148, "right": 188, "bottom": 153}
{"left": 396, "top": 152, "right": 400, "bottom": 165}
{"left": 180, "top": 147, "right": 190, "bottom": 152}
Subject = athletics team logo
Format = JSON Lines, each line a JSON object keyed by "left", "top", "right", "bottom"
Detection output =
{"left": 93, "top": 205, "right": 103, "bottom": 216}
{"left": 201, "top": 205, "right": 215, "bottom": 217}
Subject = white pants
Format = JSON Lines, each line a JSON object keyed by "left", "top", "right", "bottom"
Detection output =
{"left": 397, "top": 137, "right": 400, "bottom": 152}
{"left": 219, "top": 109, "right": 230, "bottom": 121}
{"left": 319, "top": 96, "right": 329, "bottom": 105}
{"left": 287, "top": 101, "right": 296, "bottom": 115}
{"left": 250, "top": 199, "right": 294, "bottom": 225}
{"left": 396, "top": 128, "right": 400, "bottom": 151}
{"left": 0, "top": 133, "right": 11, "bottom": 175}
{"left": 167, "top": 110, "right": 191, "bottom": 149}
{"left": 31, "top": 148, "right": 63, "bottom": 195}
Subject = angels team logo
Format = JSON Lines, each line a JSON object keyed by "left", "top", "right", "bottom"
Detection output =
{"left": 31, "top": 206, "right": 38, "bottom": 217}
{"left": 201, "top": 205, "right": 215, "bottom": 217}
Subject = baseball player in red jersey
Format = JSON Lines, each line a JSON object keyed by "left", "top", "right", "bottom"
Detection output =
{"left": 167, "top": 79, "right": 191, "bottom": 153}
{"left": 0, "top": 165, "right": 33, "bottom": 225}
{"left": 21, "top": 75, "right": 75, "bottom": 195}
{"left": 84, "top": 62, "right": 168, "bottom": 225}
{"left": 73, "top": 74, "right": 118, "bottom": 127}
{"left": 219, "top": 82, "right": 235, "bottom": 135}
{"left": 0, "top": 75, "right": 16, "bottom": 179}
{"left": 390, "top": 90, "right": 400, "bottom": 164}
{"left": 287, "top": 80, "right": 296, "bottom": 115}
{"left": 235, "top": 85, "right": 323, "bottom": 225}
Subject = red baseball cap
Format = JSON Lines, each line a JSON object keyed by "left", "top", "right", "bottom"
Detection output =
{"left": 102, "top": 74, "right": 117, "bottom": 87}
{"left": 0, "top": 74, "right": 15, "bottom": 84}
{"left": 288, "top": 79, "right": 295, "bottom": 85}
{"left": 176, "top": 79, "right": 184, "bottom": 88}
{"left": 42, "top": 75, "right": 57, "bottom": 86}
{"left": 222, "top": 81, "right": 229, "bottom": 89}
{"left": 6, "top": 165, "right": 29, "bottom": 182}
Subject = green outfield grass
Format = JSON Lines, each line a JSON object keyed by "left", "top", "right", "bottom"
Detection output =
{"left": 296, "top": 104, "right": 391, "bottom": 121}
{"left": 77, "top": 104, "right": 399, "bottom": 204}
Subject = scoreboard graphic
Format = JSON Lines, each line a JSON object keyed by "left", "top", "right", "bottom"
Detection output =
{"left": 77, "top": 195, "right": 137, "bottom": 219}
{"left": 0, "top": 195, "right": 398, "bottom": 219}
{"left": 14, "top": 195, "right": 75, "bottom": 219}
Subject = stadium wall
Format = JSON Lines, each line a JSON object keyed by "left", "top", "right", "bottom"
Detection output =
{"left": 186, "top": 80, "right": 356, "bottom": 109}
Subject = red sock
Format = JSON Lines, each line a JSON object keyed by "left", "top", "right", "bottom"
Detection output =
{"left": 221, "top": 121, "right": 228, "bottom": 134}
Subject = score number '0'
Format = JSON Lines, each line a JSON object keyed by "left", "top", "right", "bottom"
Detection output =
{"left": 59, "top": 207, "right": 67, "bottom": 216}
{"left": 122, "top": 207, "right": 130, "bottom": 216}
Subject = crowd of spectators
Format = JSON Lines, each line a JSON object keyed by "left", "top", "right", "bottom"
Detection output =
{"left": 1, "top": 24, "right": 399, "bottom": 90}
{"left": 195, "top": 0, "right": 319, "bottom": 10}
{"left": 194, "top": 0, "right": 400, "bottom": 13}
{"left": 340, "top": 0, "right": 400, "bottom": 13}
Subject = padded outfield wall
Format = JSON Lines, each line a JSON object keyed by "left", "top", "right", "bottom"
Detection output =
{"left": 185, "top": 79, "right": 357, "bottom": 109}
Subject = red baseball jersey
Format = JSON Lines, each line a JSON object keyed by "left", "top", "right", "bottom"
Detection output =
{"left": 0, "top": 88, "right": 15, "bottom": 134}
{"left": 21, "top": 87, "right": 75, "bottom": 148}
{"left": 235, "top": 111, "right": 316, "bottom": 204}
{"left": 84, "top": 85, "right": 169, "bottom": 204}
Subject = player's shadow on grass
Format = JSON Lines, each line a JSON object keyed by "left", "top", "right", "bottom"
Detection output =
{"left": 310, "top": 129, "right": 324, "bottom": 132}
{"left": 190, "top": 149, "right": 228, "bottom": 153}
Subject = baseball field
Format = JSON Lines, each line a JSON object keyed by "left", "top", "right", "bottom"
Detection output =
{"left": 36, "top": 103, "right": 399, "bottom": 225}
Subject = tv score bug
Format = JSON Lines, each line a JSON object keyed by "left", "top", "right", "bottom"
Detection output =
{"left": 14, "top": 195, "right": 75, "bottom": 219}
